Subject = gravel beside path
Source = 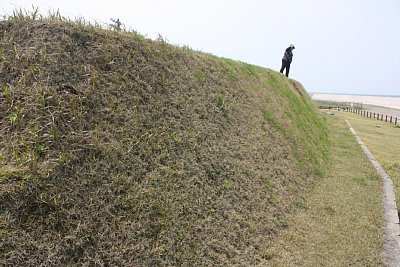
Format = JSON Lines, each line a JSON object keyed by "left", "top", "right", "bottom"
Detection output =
{"left": 364, "top": 105, "right": 400, "bottom": 118}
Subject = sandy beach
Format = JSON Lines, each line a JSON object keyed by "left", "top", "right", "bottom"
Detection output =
{"left": 312, "top": 93, "right": 400, "bottom": 110}
{"left": 312, "top": 93, "right": 400, "bottom": 118}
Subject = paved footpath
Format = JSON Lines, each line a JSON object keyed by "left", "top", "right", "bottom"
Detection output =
{"left": 347, "top": 120, "right": 400, "bottom": 267}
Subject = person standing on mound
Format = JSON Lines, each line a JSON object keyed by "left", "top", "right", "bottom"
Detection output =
{"left": 280, "top": 44, "right": 295, "bottom": 77}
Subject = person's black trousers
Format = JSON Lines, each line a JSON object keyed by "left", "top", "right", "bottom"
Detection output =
{"left": 280, "top": 60, "right": 291, "bottom": 77}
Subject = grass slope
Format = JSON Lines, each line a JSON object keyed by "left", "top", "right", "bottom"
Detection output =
{"left": 0, "top": 13, "right": 328, "bottom": 266}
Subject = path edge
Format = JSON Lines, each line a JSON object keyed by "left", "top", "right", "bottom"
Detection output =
{"left": 346, "top": 120, "right": 400, "bottom": 267}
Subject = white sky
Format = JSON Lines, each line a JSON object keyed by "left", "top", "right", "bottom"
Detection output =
{"left": 1, "top": 0, "right": 399, "bottom": 95}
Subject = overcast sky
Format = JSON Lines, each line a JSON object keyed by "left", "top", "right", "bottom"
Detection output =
{"left": 1, "top": 0, "right": 399, "bottom": 95}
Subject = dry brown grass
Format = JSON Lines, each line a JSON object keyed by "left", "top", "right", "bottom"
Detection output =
{"left": 0, "top": 12, "right": 329, "bottom": 266}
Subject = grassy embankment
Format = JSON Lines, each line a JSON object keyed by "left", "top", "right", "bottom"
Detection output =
{"left": 261, "top": 112, "right": 385, "bottom": 266}
{"left": 0, "top": 12, "right": 329, "bottom": 265}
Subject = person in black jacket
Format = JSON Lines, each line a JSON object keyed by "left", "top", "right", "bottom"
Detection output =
{"left": 280, "top": 44, "right": 295, "bottom": 77}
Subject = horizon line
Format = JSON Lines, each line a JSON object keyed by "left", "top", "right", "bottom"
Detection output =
{"left": 308, "top": 92, "right": 400, "bottom": 98}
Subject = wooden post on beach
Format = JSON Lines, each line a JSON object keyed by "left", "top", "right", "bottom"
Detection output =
{"left": 381, "top": 114, "right": 383, "bottom": 121}
{"left": 396, "top": 117, "right": 398, "bottom": 125}
{"left": 390, "top": 116, "right": 392, "bottom": 124}
{"left": 385, "top": 115, "right": 388, "bottom": 122}
{"left": 373, "top": 112, "right": 375, "bottom": 119}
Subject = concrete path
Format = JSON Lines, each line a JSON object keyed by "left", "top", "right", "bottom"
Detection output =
{"left": 347, "top": 120, "right": 400, "bottom": 267}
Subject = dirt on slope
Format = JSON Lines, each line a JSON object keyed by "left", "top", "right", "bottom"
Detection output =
{"left": 0, "top": 15, "right": 329, "bottom": 266}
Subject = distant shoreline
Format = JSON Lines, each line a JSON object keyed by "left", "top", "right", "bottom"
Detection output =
{"left": 311, "top": 93, "right": 400, "bottom": 110}
{"left": 309, "top": 92, "right": 400, "bottom": 98}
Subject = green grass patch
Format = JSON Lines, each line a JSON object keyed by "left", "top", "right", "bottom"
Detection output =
{"left": 262, "top": 114, "right": 384, "bottom": 266}
{"left": 336, "top": 111, "right": 400, "bottom": 204}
